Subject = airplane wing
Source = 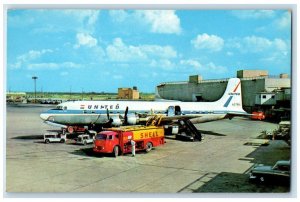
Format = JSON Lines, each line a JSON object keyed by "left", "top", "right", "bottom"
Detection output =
{"left": 160, "top": 114, "right": 202, "bottom": 122}
{"left": 145, "top": 114, "right": 202, "bottom": 125}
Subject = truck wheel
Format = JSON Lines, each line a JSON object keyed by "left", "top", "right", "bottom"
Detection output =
{"left": 113, "top": 146, "right": 119, "bottom": 157}
{"left": 45, "top": 139, "right": 50, "bottom": 144}
{"left": 145, "top": 142, "right": 153, "bottom": 153}
{"left": 60, "top": 139, "right": 65, "bottom": 143}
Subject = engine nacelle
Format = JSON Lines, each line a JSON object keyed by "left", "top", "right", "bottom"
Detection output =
{"left": 111, "top": 117, "right": 122, "bottom": 126}
{"left": 127, "top": 114, "right": 140, "bottom": 125}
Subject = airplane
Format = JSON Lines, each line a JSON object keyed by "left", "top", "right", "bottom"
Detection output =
{"left": 40, "top": 78, "right": 249, "bottom": 135}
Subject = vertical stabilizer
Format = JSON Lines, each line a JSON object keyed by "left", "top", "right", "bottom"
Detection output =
{"left": 216, "top": 78, "right": 245, "bottom": 113}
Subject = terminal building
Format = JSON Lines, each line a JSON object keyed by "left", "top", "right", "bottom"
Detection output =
{"left": 157, "top": 70, "right": 291, "bottom": 120}
{"left": 118, "top": 86, "right": 140, "bottom": 100}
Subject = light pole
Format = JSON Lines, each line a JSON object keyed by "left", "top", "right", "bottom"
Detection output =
{"left": 32, "top": 76, "right": 38, "bottom": 103}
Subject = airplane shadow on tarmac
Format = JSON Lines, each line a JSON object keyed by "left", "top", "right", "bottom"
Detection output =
{"left": 198, "top": 130, "right": 226, "bottom": 136}
{"left": 164, "top": 130, "right": 226, "bottom": 142}
{"left": 11, "top": 135, "right": 44, "bottom": 140}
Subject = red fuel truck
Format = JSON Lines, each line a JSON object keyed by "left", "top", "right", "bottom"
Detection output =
{"left": 93, "top": 126, "right": 165, "bottom": 157}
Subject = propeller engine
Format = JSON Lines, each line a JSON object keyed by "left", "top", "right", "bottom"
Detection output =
{"left": 111, "top": 117, "right": 122, "bottom": 126}
{"left": 127, "top": 114, "right": 140, "bottom": 125}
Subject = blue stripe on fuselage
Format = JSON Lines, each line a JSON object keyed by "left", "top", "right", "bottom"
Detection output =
{"left": 43, "top": 109, "right": 246, "bottom": 115}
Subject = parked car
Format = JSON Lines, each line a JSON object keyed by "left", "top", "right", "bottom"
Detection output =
{"left": 76, "top": 134, "right": 94, "bottom": 145}
{"left": 44, "top": 132, "right": 66, "bottom": 144}
{"left": 249, "top": 160, "right": 290, "bottom": 183}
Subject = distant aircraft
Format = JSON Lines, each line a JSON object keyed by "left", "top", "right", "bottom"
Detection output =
{"left": 40, "top": 78, "right": 249, "bottom": 134}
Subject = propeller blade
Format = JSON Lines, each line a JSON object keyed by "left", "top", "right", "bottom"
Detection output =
{"left": 106, "top": 108, "right": 110, "bottom": 120}
{"left": 124, "top": 106, "right": 129, "bottom": 125}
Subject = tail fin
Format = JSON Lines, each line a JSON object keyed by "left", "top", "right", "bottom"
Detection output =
{"left": 216, "top": 78, "right": 245, "bottom": 113}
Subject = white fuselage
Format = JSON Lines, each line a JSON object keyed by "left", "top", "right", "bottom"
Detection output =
{"left": 40, "top": 78, "right": 247, "bottom": 126}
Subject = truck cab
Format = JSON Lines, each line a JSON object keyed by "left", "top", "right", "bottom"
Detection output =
{"left": 94, "top": 131, "right": 120, "bottom": 155}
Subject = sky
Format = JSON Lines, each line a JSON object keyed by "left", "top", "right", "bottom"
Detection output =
{"left": 6, "top": 9, "right": 291, "bottom": 93}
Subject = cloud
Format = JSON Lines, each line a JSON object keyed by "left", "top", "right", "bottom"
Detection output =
{"left": 63, "top": 9, "right": 100, "bottom": 26}
{"left": 180, "top": 59, "right": 202, "bottom": 68}
{"left": 180, "top": 59, "right": 228, "bottom": 74}
{"left": 259, "top": 39, "right": 289, "bottom": 62}
{"left": 106, "top": 38, "right": 177, "bottom": 62}
{"left": 227, "top": 36, "right": 289, "bottom": 54}
{"left": 74, "top": 33, "right": 98, "bottom": 48}
{"left": 18, "top": 49, "right": 53, "bottom": 62}
{"left": 135, "top": 10, "right": 181, "bottom": 34}
{"left": 226, "top": 35, "right": 290, "bottom": 64}
{"left": 109, "top": 10, "right": 182, "bottom": 34}
{"left": 109, "top": 10, "right": 129, "bottom": 22}
{"left": 191, "top": 33, "right": 224, "bottom": 52}
{"left": 9, "top": 10, "right": 100, "bottom": 35}
{"left": 205, "top": 62, "right": 228, "bottom": 73}
{"left": 27, "top": 62, "right": 82, "bottom": 70}
{"left": 274, "top": 12, "right": 291, "bottom": 30}
{"left": 150, "top": 59, "right": 176, "bottom": 70}
{"left": 231, "top": 10, "right": 275, "bottom": 19}
{"left": 9, "top": 49, "right": 53, "bottom": 69}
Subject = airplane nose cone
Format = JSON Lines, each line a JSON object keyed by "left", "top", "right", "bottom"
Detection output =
{"left": 40, "top": 113, "right": 49, "bottom": 121}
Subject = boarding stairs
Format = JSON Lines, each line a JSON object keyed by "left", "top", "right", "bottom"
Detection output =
{"left": 177, "top": 119, "right": 202, "bottom": 141}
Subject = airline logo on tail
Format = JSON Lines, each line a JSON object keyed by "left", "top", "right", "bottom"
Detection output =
{"left": 223, "top": 81, "right": 241, "bottom": 108}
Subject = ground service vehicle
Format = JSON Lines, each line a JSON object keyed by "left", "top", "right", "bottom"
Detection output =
{"left": 249, "top": 160, "right": 290, "bottom": 183}
{"left": 44, "top": 132, "right": 66, "bottom": 144}
{"left": 76, "top": 134, "right": 94, "bottom": 145}
{"left": 93, "top": 126, "right": 165, "bottom": 157}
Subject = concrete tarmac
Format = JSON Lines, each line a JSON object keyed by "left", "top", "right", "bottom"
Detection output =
{"left": 5, "top": 104, "right": 291, "bottom": 195}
